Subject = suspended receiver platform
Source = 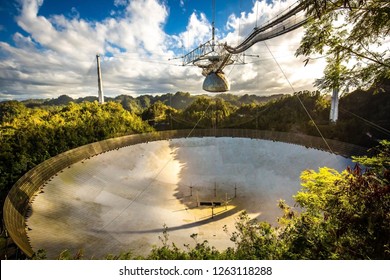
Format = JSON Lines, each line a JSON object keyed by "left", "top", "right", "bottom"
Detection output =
{"left": 180, "top": 1, "right": 307, "bottom": 92}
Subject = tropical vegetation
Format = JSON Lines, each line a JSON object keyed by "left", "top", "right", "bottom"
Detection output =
{"left": 30, "top": 140, "right": 390, "bottom": 260}
{"left": 1, "top": 0, "right": 390, "bottom": 260}
{"left": 1, "top": 83, "right": 389, "bottom": 259}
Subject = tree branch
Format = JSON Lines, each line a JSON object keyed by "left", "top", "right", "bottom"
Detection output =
{"left": 339, "top": 44, "right": 390, "bottom": 68}
{"left": 358, "top": 41, "right": 384, "bottom": 64}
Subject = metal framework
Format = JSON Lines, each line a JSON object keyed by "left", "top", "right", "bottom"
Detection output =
{"left": 180, "top": 1, "right": 308, "bottom": 92}
{"left": 225, "top": 2, "right": 307, "bottom": 54}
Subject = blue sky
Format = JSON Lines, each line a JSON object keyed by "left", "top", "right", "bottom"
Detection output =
{"left": 1, "top": 0, "right": 255, "bottom": 41}
{"left": 0, "top": 0, "right": 327, "bottom": 100}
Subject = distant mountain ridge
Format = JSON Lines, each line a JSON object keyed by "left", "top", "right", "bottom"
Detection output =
{"left": 17, "top": 92, "right": 287, "bottom": 112}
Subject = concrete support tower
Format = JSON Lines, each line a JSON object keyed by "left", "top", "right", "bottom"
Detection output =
{"left": 329, "top": 87, "right": 339, "bottom": 123}
{"left": 96, "top": 54, "right": 104, "bottom": 104}
{"left": 329, "top": 52, "right": 341, "bottom": 123}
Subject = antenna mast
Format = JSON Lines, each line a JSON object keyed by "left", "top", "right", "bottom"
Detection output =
{"left": 96, "top": 54, "right": 104, "bottom": 104}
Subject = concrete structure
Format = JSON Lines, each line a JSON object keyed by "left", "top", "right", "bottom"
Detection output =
{"left": 330, "top": 87, "right": 339, "bottom": 123}
{"left": 96, "top": 54, "right": 104, "bottom": 104}
{"left": 3, "top": 129, "right": 366, "bottom": 258}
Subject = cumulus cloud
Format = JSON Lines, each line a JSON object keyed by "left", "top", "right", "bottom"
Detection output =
{"left": 0, "top": 0, "right": 325, "bottom": 100}
{"left": 173, "top": 11, "right": 212, "bottom": 50}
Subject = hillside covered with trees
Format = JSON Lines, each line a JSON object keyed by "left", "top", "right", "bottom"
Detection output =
{"left": 12, "top": 78, "right": 390, "bottom": 148}
{"left": 138, "top": 80, "right": 389, "bottom": 147}
{"left": 0, "top": 82, "right": 390, "bottom": 258}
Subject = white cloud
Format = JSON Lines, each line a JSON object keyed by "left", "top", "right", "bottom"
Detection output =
{"left": 114, "top": 0, "right": 128, "bottom": 7}
{"left": 177, "top": 11, "right": 212, "bottom": 50}
{"left": 0, "top": 0, "right": 326, "bottom": 101}
{"left": 179, "top": 0, "right": 186, "bottom": 13}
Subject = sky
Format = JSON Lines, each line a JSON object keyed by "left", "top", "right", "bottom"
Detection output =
{"left": 0, "top": 0, "right": 328, "bottom": 101}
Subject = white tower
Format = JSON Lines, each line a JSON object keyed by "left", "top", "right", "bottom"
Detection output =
{"left": 329, "top": 87, "right": 339, "bottom": 123}
{"left": 96, "top": 54, "right": 104, "bottom": 104}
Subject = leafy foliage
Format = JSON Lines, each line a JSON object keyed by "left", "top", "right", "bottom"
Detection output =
{"left": 283, "top": 150, "right": 389, "bottom": 259}
{"left": 146, "top": 141, "right": 390, "bottom": 260}
{"left": 297, "top": 0, "right": 390, "bottom": 92}
{"left": 223, "top": 213, "right": 282, "bottom": 260}
{"left": 0, "top": 101, "right": 152, "bottom": 234}
{"left": 146, "top": 225, "right": 225, "bottom": 260}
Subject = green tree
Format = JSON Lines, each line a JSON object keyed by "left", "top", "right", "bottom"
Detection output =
{"left": 180, "top": 97, "right": 236, "bottom": 128}
{"left": 280, "top": 141, "right": 390, "bottom": 259}
{"left": 146, "top": 141, "right": 390, "bottom": 260}
{"left": 147, "top": 226, "right": 223, "bottom": 260}
{"left": 223, "top": 212, "right": 282, "bottom": 260}
{"left": 0, "top": 101, "right": 28, "bottom": 123}
{"left": 142, "top": 101, "right": 171, "bottom": 122}
{"left": 297, "top": 0, "right": 390, "bottom": 92}
{"left": 0, "top": 100, "right": 152, "bottom": 241}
